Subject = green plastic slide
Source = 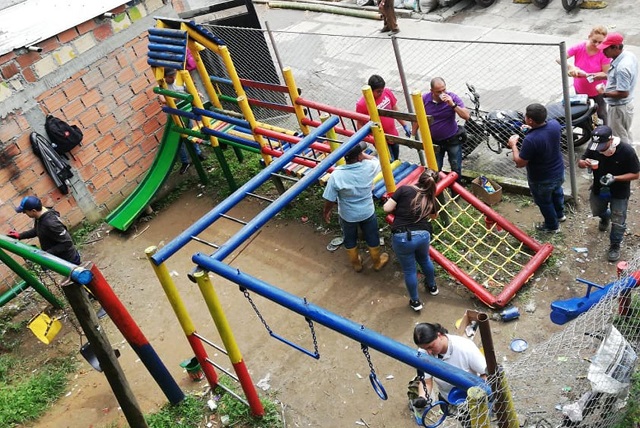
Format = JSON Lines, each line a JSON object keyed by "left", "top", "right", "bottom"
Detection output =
{"left": 106, "top": 120, "right": 180, "bottom": 231}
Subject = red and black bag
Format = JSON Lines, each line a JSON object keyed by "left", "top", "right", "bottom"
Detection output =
{"left": 44, "top": 115, "right": 83, "bottom": 156}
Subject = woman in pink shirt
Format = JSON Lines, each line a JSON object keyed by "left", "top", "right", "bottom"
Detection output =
{"left": 562, "top": 25, "right": 612, "bottom": 124}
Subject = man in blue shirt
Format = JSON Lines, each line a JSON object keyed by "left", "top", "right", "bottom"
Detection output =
{"left": 597, "top": 33, "right": 638, "bottom": 143}
{"left": 507, "top": 103, "right": 566, "bottom": 233}
{"left": 323, "top": 141, "right": 388, "bottom": 272}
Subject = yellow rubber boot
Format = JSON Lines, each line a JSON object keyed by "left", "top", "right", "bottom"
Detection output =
{"left": 369, "top": 246, "right": 389, "bottom": 271}
{"left": 345, "top": 247, "right": 363, "bottom": 272}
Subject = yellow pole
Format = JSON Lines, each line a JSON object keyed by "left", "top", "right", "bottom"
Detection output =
{"left": 192, "top": 271, "right": 242, "bottom": 363}
{"left": 492, "top": 367, "right": 520, "bottom": 428}
{"left": 283, "top": 67, "right": 310, "bottom": 135}
{"left": 181, "top": 70, "right": 219, "bottom": 148}
{"left": 320, "top": 113, "right": 344, "bottom": 166}
{"left": 363, "top": 85, "right": 395, "bottom": 194}
{"left": 187, "top": 40, "right": 222, "bottom": 110}
{"left": 237, "top": 95, "right": 272, "bottom": 165}
{"left": 412, "top": 91, "right": 438, "bottom": 171}
{"left": 219, "top": 45, "right": 246, "bottom": 99}
{"left": 145, "top": 246, "right": 196, "bottom": 335}
{"left": 467, "top": 386, "right": 491, "bottom": 428}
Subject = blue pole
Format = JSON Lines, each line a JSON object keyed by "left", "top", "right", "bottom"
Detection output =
{"left": 211, "top": 125, "right": 372, "bottom": 262}
{"left": 193, "top": 255, "right": 491, "bottom": 395}
{"left": 151, "top": 116, "right": 346, "bottom": 265}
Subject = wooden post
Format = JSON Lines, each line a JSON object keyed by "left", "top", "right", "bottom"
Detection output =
{"left": 61, "top": 279, "right": 149, "bottom": 428}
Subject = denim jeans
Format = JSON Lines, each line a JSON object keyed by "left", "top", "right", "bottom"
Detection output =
{"left": 589, "top": 193, "right": 628, "bottom": 245}
{"left": 179, "top": 141, "right": 202, "bottom": 164}
{"left": 388, "top": 142, "right": 399, "bottom": 161}
{"left": 435, "top": 143, "right": 462, "bottom": 178}
{"left": 528, "top": 178, "right": 565, "bottom": 230}
{"left": 340, "top": 213, "right": 380, "bottom": 249}
{"left": 391, "top": 230, "right": 435, "bottom": 301}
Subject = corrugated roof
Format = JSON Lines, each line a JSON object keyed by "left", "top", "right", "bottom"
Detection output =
{"left": 0, "top": 0, "right": 129, "bottom": 56}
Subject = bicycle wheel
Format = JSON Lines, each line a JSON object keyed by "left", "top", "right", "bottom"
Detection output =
{"left": 562, "top": 0, "right": 579, "bottom": 11}
{"left": 562, "top": 124, "right": 592, "bottom": 148}
{"left": 533, "top": 0, "right": 549, "bottom": 8}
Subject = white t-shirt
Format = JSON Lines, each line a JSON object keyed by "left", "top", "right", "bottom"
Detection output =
{"left": 422, "top": 334, "right": 486, "bottom": 397}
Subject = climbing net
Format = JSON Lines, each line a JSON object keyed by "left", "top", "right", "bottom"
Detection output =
{"left": 429, "top": 176, "right": 552, "bottom": 308}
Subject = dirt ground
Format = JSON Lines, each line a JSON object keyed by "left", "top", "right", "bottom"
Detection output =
{"left": 9, "top": 163, "right": 638, "bottom": 428}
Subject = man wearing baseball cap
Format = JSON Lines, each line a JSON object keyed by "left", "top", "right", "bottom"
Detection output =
{"left": 578, "top": 126, "right": 640, "bottom": 261}
{"left": 8, "top": 196, "right": 81, "bottom": 264}
{"left": 596, "top": 32, "right": 638, "bottom": 143}
{"left": 322, "top": 141, "right": 389, "bottom": 272}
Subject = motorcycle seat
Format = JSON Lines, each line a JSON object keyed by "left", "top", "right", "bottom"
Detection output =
{"left": 546, "top": 100, "right": 592, "bottom": 121}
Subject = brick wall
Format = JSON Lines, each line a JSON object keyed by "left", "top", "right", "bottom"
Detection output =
{"left": 0, "top": 0, "right": 173, "bottom": 293}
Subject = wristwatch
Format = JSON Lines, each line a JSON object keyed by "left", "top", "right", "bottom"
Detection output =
{"left": 451, "top": 103, "right": 458, "bottom": 109}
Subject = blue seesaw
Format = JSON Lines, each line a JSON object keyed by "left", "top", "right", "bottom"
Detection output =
{"left": 550, "top": 272, "right": 639, "bottom": 325}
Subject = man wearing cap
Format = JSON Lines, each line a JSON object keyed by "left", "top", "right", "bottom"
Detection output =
{"left": 578, "top": 125, "right": 640, "bottom": 262}
{"left": 322, "top": 141, "right": 389, "bottom": 272}
{"left": 597, "top": 32, "right": 638, "bottom": 143}
{"left": 8, "top": 196, "right": 81, "bottom": 264}
{"left": 508, "top": 103, "right": 566, "bottom": 233}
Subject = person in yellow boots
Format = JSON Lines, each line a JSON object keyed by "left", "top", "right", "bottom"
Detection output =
{"left": 322, "top": 141, "right": 389, "bottom": 272}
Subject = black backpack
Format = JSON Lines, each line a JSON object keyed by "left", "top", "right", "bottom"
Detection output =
{"left": 45, "top": 115, "right": 83, "bottom": 156}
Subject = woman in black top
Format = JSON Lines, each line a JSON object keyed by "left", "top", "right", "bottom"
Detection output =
{"left": 383, "top": 169, "right": 439, "bottom": 311}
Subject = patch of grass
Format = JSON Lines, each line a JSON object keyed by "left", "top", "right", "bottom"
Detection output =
{"left": 71, "top": 220, "right": 104, "bottom": 245}
{"left": 0, "top": 356, "right": 76, "bottom": 426}
{"left": 614, "top": 370, "right": 640, "bottom": 427}
{"left": 0, "top": 309, "right": 27, "bottom": 352}
{"left": 145, "top": 395, "right": 204, "bottom": 428}
{"left": 216, "top": 376, "right": 283, "bottom": 428}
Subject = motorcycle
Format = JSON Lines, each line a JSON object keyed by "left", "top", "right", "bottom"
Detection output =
{"left": 462, "top": 82, "right": 597, "bottom": 157}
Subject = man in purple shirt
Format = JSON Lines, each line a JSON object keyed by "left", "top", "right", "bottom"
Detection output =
{"left": 413, "top": 77, "right": 470, "bottom": 180}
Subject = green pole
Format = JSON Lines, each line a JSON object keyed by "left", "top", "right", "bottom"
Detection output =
{"left": 0, "top": 248, "right": 64, "bottom": 308}
{"left": 0, "top": 281, "right": 29, "bottom": 307}
{"left": 0, "top": 235, "right": 92, "bottom": 285}
{"left": 213, "top": 145, "right": 238, "bottom": 191}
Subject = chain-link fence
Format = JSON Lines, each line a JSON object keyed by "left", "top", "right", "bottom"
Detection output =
{"left": 201, "top": 24, "right": 591, "bottom": 196}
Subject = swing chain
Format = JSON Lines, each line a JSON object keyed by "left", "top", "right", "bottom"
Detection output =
{"left": 242, "top": 288, "right": 273, "bottom": 334}
{"left": 419, "top": 373, "right": 433, "bottom": 407}
{"left": 305, "top": 317, "right": 319, "bottom": 357}
{"left": 361, "top": 344, "right": 377, "bottom": 377}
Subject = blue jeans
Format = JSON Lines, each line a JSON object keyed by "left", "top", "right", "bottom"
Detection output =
{"left": 179, "top": 141, "right": 202, "bottom": 164}
{"left": 392, "top": 230, "right": 435, "bottom": 302}
{"left": 529, "top": 178, "right": 565, "bottom": 230}
{"left": 388, "top": 143, "right": 399, "bottom": 161}
{"left": 435, "top": 143, "right": 462, "bottom": 178}
{"left": 340, "top": 214, "right": 380, "bottom": 250}
{"left": 589, "top": 193, "right": 628, "bottom": 245}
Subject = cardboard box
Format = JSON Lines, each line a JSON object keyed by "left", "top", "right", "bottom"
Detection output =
{"left": 471, "top": 176, "right": 502, "bottom": 206}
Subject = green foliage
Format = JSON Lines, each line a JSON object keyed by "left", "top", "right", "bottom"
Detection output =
{"left": 0, "top": 310, "right": 26, "bottom": 352}
{"left": 216, "top": 376, "right": 283, "bottom": 428}
{"left": 71, "top": 220, "right": 105, "bottom": 247}
{"left": 0, "top": 356, "right": 76, "bottom": 426}
{"left": 146, "top": 395, "right": 204, "bottom": 428}
{"left": 614, "top": 370, "right": 640, "bottom": 427}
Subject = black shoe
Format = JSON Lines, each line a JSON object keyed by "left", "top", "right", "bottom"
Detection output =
{"left": 198, "top": 153, "right": 207, "bottom": 161}
{"left": 412, "top": 397, "right": 428, "bottom": 409}
{"left": 179, "top": 163, "right": 191, "bottom": 175}
{"left": 534, "top": 222, "right": 559, "bottom": 233}
{"left": 380, "top": 26, "right": 390, "bottom": 33}
{"left": 390, "top": 28, "right": 400, "bottom": 34}
{"left": 409, "top": 300, "right": 423, "bottom": 312}
{"left": 599, "top": 218, "right": 610, "bottom": 232}
{"left": 608, "top": 244, "right": 621, "bottom": 262}
{"left": 426, "top": 283, "right": 439, "bottom": 296}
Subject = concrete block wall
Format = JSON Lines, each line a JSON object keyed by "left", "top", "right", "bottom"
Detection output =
{"left": 0, "top": 0, "right": 177, "bottom": 292}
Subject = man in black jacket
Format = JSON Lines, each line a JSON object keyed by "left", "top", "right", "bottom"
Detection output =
{"left": 8, "top": 196, "right": 81, "bottom": 264}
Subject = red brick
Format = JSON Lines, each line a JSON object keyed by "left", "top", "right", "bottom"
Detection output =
{"left": 98, "top": 77, "right": 120, "bottom": 99}
{"left": 16, "top": 116, "right": 30, "bottom": 132}
{"left": 94, "top": 186, "right": 114, "bottom": 205}
{"left": 38, "top": 36, "right": 60, "bottom": 54}
{"left": 90, "top": 169, "right": 113, "bottom": 189}
{"left": 77, "top": 107, "right": 100, "bottom": 129}
{"left": 39, "top": 93, "right": 67, "bottom": 113}
{"left": 115, "top": 51, "right": 131, "bottom": 69}
{"left": 70, "top": 68, "right": 87, "bottom": 81}
{"left": 78, "top": 162, "right": 98, "bottom": 179}
{"left": 77, "top": 19, "right": 97, "bottom": 35}
{"left": 99, "top": 59, "right": 120, "bottom": 79}
{"left": 133, "top": 55, "right": 151, "bottom": 75}
{"left": 130, "top": 38, "right": 148, "bottom": 58}
{"left": 124, "top": 146, "right": 143, "bottom": 166}
{"left": 0, "top": 51, "right": 16, "bottom": 66}
{"left": 108, "top": 157, "right": 127, "bottom": 177}
{"left": 81, "top": 89, "right": 101, "bottom": 108}
{"left": 58, "top": 27, "right": 79, "bottom": 44}
{"left": 61, "top": 99, "right": 85, "bottom": 121}
{"left": 142, "top": 117, "right": 162, "bottom": 135}
{"left": 113, "top": 86, "right": 133, "bottom": 106}
{"left": 81, "top": 124, "right": 100, "bottom": 145}
{"left": 1, "top": 62, "right": 19, "bottom": 79}
{"left": 143, "top": 101, "right": 161, "bottom": 118}
{"left": 140, "top": 135, "right": 158, "bottom": 153}
{"left": 94, "top": 23, "right": 114, "bottom": 43}
{"left": 0, "top": 116, "right": 20, "bottom": 142}
{"left": 113, "top": 103, "right": 133, "bottom": 123}
{"left": 81, "top": 68, "right": 103, "bottom": 89}
{"left": 130, "top": 94, "right": 149, "bottom": 112}
{"left": 111, "top": 123, "right": 128, "bottom": 142}
{"left": 127, "top": 109, "right": 146, "bottom": 130}
{"left": 4, "top": 142, "right": 21, "bottom": 157}
{"left": 130, "top": 74, "right": 150, "bottom": 95}
{"left": 109, "top": 173, "right": 129, "bottom": 194}
{"left": 11, "top": 169, "right": 39, "bottom": 190}
{"left": 96, "top": 115, "right": 117, "bottom": 134}
{"left": 96, "top": 98, "right": 116, "bottom": 116}
{"left": 15, "top": 51, "right": 41, "bottom": 68}
{"left": 76, "top": 145, "right": 99, "bottom": 166}
{"left": 22, "top": 67, "right": 36, "bottom": 83}
{"left": 62, "top": 78, "right": 87, "bottom": 100}
{"left": 130, "top": 128, "right": 145, "bottom": 145}
{"left": 111, "top": 140, "right": 129, "bottom": 159}
{"left": 116, "top": 66, "right": 135, "bottom": 84}
{"left": 96, "top": 133, "right": 116, "bottom": 152}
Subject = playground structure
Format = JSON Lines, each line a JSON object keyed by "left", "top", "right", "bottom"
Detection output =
{"left": 131, "top": 17, "right": 569, "bottom": 425}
